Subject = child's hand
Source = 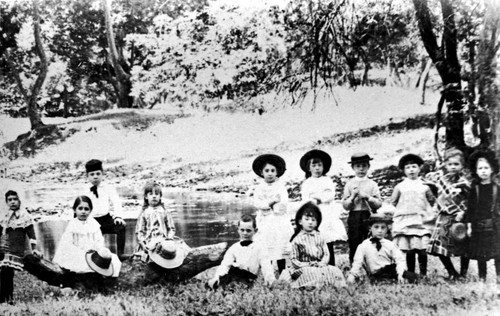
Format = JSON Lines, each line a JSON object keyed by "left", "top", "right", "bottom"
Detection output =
{"left": 207, "top": 277, "right": 219, "bottom": 290}
{"left": 346, "top": 275, "right": 356, "bottom": 285}
{"left": 114, "top": 217, "right": 126, "bottom": 226}
{"left": 309, "top": 261, "right": 319, "bottom": 267}
{"left": 397, "top": 274, "right": 406, "bottom": 284}
{"left": 358, "top": 191, "right": 369, "bottom": 199}
{"left": 32, "top": 249, "right": 43, "bottom": 258}
{"left": 454, "top": 211, "right": 464, "bottom": 222}
{"left": 467, "top": 225, "right": 472, "bottom": 237}
{"left": 450, "top": 188, "right": 461, "bottom": 197}
{"left": 352, "top": 187, "right": 360, "bottom": 197}
{"left": 231, "top": 261, "right": 241, "bottom": 269}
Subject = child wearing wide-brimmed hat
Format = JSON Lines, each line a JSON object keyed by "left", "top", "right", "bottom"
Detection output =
{"left": 208, "top": 214, "right": 276, "bottom": 289}
{"left": 251, "top": 154, "right": 292, "bottom": 275}
{"left": 135, "top": 181, "right": 190, "bottom": 274}
{"left": 425, "top": 148, "right": 470, "bottom": 279}
{"left": 347, "top": 213, "right": 417, "bottom": 284}
{"left": 300, "top": 149, "right": 347, "bottom": 266}
{"left": 464, "top": 149, "right": 500, "bottom": 283}
{"left": 390, "top": 154, "right": 435, "bottom": 277}
{"left": 84, "top": 159, "right": 126, "bottom": 259}
{"left": 53, "top": 195, "right": 121, "bottom": 277}
{"left": 342, "top": 152, "right": 382, "bottom": 264}
{"left": 0, "top": 190, "right": 41, "bottom": 304}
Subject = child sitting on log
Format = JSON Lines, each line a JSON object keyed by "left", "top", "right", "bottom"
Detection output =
{"left": 0, "top": 190, "right": 41, "bottom": 304}
{"left": 53, "top": 196, "right": 121, "bottom": 277}
{"left": 135, "top": 182, "right": 190, "bottom": 275}
{"left": 207, "top": 214, "right": 276, "bottom": 289}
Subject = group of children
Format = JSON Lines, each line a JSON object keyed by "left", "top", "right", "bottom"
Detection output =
{"left": 1, "top": 146, "right": 500, "bottom": 302}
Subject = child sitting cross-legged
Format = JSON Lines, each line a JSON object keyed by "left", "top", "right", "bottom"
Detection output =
{"left": 207, "top": 214, "right": 276, "bottom": 289}
{"left": 347, "top": 213, "right": 417, "bottom": 284}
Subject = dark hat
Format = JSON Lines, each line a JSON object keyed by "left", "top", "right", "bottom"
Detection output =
{"left": 85, "top": 248, "right": 114, "bottom": 277}
{"left": 365, "top": 213, "right": 393, "bottom": 225}
{"left": 349, "top": 152, "right": 373, "bottom": 164}
{"left": 300, "top": 150, "right": 332, "bottom": 174}
{"left": 398, "top": 154, "right": 424, "bottom": 170}
{"left": 252, "top": 154, "right": 286, "bottom": 178}
{"left": 449, "top": 223, "right": 467, "bottom": 242}
{"left": 85, "top": 159, "right": 103, "bottom": 173}
{"left": 468, "top": 149, "right": 499, "bottom": 174}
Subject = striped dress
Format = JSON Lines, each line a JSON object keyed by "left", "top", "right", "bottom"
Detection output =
{"left": 279, "top": 230, "right": 346, "bottom": 288}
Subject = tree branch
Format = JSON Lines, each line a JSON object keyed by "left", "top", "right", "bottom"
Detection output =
{"left": 30, "top": 0, "right": 48, "bottom": 105}
{"left": 412, "top": 0, "right": 440, "bottom": 62}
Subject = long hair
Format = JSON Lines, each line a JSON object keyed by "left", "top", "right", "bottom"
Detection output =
{"left": 143, "top": 181, "right": 164, "bottom": 210}
{"left": 305, "top": 158, "right": 324, "bottom": 178}
{"left": 72, "top": 195, "right": 93, "bottom": 217}
{"left": 290, "top": 202, "right": 322, "bottom": 241}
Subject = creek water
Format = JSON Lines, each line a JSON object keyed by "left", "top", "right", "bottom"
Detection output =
{"left": 21, "top": 184, "right": 254, "bottom": 260}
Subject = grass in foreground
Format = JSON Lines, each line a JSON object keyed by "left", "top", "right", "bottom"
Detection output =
{"left": 1, "top": 255, "right": 499, "bottom": 316}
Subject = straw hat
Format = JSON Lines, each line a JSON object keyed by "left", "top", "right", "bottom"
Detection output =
{"left": 252, "top": 154, "right": 286, "bottom": 178}
{"left": 449, "top": 223, "right": 467, "bottom": 242}
{"left": 149, "top": 239, "right": 187, "bottom": 269}
{"left": 365, "top": 213, "right": 393, "bottom": 225}
{"left": 348, "top": 152, "right": 373, "bottom": 164}
{"left": 299, "top": 150, "right": 332, "bottom": 174}
{"left": 85, "top": 248, "right": 114, "bottom": 277}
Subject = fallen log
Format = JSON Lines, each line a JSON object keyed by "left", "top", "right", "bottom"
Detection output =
{"left": 23, "top": 242, "right": 228, "bottom": 290}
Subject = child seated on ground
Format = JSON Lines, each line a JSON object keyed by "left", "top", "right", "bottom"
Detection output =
{"left": 279, "top": 202, "right": 346, "bottom": 289}
{"left": 0, "top": 190, "right": 41, "bottom": 304}
{"left": 347, "top": 213, "right": 417, "bottom": 284}
{"left": 135, "top": 182, "right": 190, "bottom": 280}
{"left": 53, "top": 196, "right": 121, "bottom": 277}
{"left": 207, "top": 214, "right": 276, "bottom": 289}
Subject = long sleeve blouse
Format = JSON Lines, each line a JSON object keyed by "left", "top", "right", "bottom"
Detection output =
{"left": 290, "top": 230, "right": 329, "bottom": 268}
{"left": 135, "top": 205, "right": 176, "bottom": 250}
{"left": 301, "top": 176, "right": 336, "bottom": 204}
{"left": 350, "top": 238, "right": 405, "bottom": 278}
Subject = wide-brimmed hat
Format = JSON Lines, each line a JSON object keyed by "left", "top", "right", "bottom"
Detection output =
{"left": 349, "top": 152, "right": 373, "bottom": 164}
{"left": 468, "top": 149, "right": 500, "bottom": 174}
{"left": 300, "top": 150, "right": 332, "bottom": 174}
{"left": 252, "top": 154, "right": 286, "bottom": 178}
{"left": 398, "top": 154, "right": 424, "bottom": 170}
{"left": 85, "top": 248, "right": 114, "bottom": 277}
{"left": 365, "top": 213, "right": 393, "bottom": 225}
{"left": 149, "top": 239, "right": 188, "bottom": 269}
{"left": 449, "top": 223, "right": 467, "bottom": 242}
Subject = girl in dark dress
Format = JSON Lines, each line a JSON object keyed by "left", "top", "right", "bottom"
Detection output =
{"left": 465, "top": 150, "right": 500, "bottom": 282}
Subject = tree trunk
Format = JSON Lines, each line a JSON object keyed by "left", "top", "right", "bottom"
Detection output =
{"left": 412, "top": 0, "right": 465, "bottom": 150}
{"left": 103, "top": 0, "right": 132, "bottom": 108}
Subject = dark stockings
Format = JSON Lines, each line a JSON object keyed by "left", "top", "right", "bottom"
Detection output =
{"left": 327, "top": 242, "right": 336, "bottom": 266}
{"left": 406, "top": 250, "right": 427, "bottom": 276}
{"left": 277, "top": 259, "right": 286, "bottom": 275}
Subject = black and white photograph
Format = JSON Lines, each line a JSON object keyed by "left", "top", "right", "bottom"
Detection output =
{"left": 1, "top": 0, "right": 500, "bottom": 314}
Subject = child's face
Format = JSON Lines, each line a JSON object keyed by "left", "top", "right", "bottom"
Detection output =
{"left": 146, "top": 189, "right": 162, "bottom": 207}
{"left": 75, "top": 201, "right": 92, "bottom": 221}
{"left": 299, "top": 214, "right": 318, "bottom": 232}
{"left": 352, "top": 162, "right": 370, "bottom": 177}
{"left": 87, "top": 170, "right": 103, "bottom": 186}
{"left": 261, "top": 163, "right": 278, "bottom": 183}
{"left": 445, "top": 157, "right": 463, "bottom": 175}
{"left": 6, "top": 195, "right": 20, "bottom": 211}
{"left": 370, "top": 222, "right": 388, "bottom": 239}
{"left": 238, "top": 221, "right": 256, "bottom": 241}
{"left": 309, "top": 160, "right": 324, "bottom": 178}
{"left": 404, "top": 163, "right": 421, "bottom": 179}
{"left": 476, "top": 158, "right": 493, "bottom": 182}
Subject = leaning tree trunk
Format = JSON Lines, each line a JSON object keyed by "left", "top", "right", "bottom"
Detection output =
{"left": 103, "top": 0, "right": 132, "bottom": 108}
{"left": 413, "top": 0, "right": 465, "bottom": 150}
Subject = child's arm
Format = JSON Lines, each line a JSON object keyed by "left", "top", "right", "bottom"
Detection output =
{"left": 109, "top": 186, "right": 126, "bottom": 226}
{"left": 318, "top": 179, "right": 336, "bottom": 204}
{"left": 347, "top": 244, "right": 365, "bottom": 284}
{"left": 135, "top": 212, "right": 148, "bottom": 250}
{"left": 253, "top": 186, "right": 274, "bottom": 209}
{"left": 391, "top": 244, "right": 406, "bottom": 283}
{"left": 290, "top": 240, "right": 309, "bottom": 268}
{"left": 390, "top": 185, "right": 401, "bottom": 207}
{"left": 424, "top": 186, "right": 436, "bottom": 207}
{"left": 208, "top": 246, "right": 236, "bottom": 289}
{"left": 319, "top": 241, "right": 330, "bottom": 266}
{"left": 164, "top": 210, "right": 176, "bottom": 239}
{"left": 342, "top": 183, "right": 356, "bottom": 211}
{"left": 367, "top": 183, "right": 383, "bottom": 211}
{"left": 258, "top": 247, "right": 277, "bottom": 286}
{"left": 26, "top": 224, "right": 41, "bottom": 256}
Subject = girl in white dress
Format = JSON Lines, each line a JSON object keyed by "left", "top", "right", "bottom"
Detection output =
{"left": 300, "top": 149, "right": 347, "bottom": 266}
{"left": 252, "top": 154, "right": 293, "bottom": 275}
{"left": 53, "top": 196, "right": 121, "bottom": 277}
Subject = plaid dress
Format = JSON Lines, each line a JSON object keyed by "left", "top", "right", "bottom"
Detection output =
{"left": 279, "top": 230, "right": 346, "bottom": 288}
{"left": 426, "top": 171, "right": 470, "bottom": 257}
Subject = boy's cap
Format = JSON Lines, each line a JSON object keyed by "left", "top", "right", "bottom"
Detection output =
{"left": 365, "top": 213, "right": 393, "bottom": 225}
{"left": 85, "top": 159, "right": 103, "bottom": 173}
{"left": 300, "top": 149, "right": 332, "bottom": 174}
{"left": 349, "top": 152, "right": 373, "bottom": 164}
{"left": 398, "top": 154, "right": 424, "bottom": 170}
{"left": 252, "top": 154, "right": 286, "bottom": 178}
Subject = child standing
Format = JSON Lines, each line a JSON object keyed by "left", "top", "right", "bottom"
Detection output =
{"left": 135, "top": 182, "right": 180, "bottom": 263}
{"left": 391, "top": 154, "right": 435, "bottom": 276}
{"left": 279, "top": 202, "right": 346, "bottom": 288}
{"left": 464, "top": 150, "right": 500, "bottom": 282}
{"left": 208, "top": 214, "right": 276, "bottom": 289}
{"left": 251, "top": 154, "right": 292, "bottom": 275}
{"left": 0, "top": 190, "right": 40, "bottom": 304}
{"left": 426, "top": 148, "right": 470, "bottom": 279}
{"left": 300, "top": 149, "right": 347, "bottom": 266}
{"left": 53, "top": 195, "right": 121, "bottom": 276}
{"left": 342, "top": 153, "right": 382, "bottom": 264}
{"left": 347, "top": 213, "right": 417, "bottom": 284}
{"left": 84, "top": 159, "right": 126, "bottom": 259}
